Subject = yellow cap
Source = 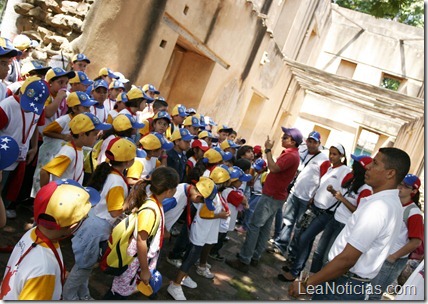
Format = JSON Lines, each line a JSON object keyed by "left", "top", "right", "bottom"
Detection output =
{"left": 139, "top": 134, "right": 162, "bottom": 150}
{"left": 126, "top": 87, "right": 144, "bottom": 100}
{"left": 105, "top": 137, "right": 136, "bottom": 162}
{"left": 209, "top": 166, "right": 230, "bottom": 184}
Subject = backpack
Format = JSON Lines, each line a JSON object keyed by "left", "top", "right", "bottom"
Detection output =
{"left": 99, "top": 203, "right": 158, "bottom": 276}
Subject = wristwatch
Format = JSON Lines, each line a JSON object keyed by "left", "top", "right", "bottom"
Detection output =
{"left": 264, "top": 149, "right": 271, "bottom": 154}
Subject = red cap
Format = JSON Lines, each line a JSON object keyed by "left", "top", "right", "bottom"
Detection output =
{"left": 191, "top": 139, "right": 210, "bottom": 152}
{"left": 253, "top": 145, "right": 262, "bottom": 155}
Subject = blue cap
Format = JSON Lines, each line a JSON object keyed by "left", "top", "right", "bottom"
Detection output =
{"left": 143, "top": 91, "right": 155, "bottom": 103}
{"left": 136, "top": 148, "right": 147, "bottom": 158}
{"left": 70, "top": 71, "right": 93, "bottom": 86}
{"left": 20, "top": 77, "right": 50, "bottom": 114}
{"left": 307, "top": 131, "right": 321, "bottom": 142}
{"left": 230, "top": 166, "right": 252, "bottom": 182}
{"left": 93, "top": 79, "right": 109, "bottom": 90}
{"left": 171, "top": 128, "right": 194, "bottom": 141}
{"left": 153, "top": 132, "right": 174, "bottom": 151}
{"left": 82, "top": 112, "right": 112, "bottom": 131}
{"left": 0, "top": 37, "right": 22, "bottom": 57}
{"left": 110, "top": 80, "right": 125, "bottom": 90}
{"left": 252, "top": 158, "right": 267, "bottom": 171}
{"left": 72, "top": 53, "right": 91, "bottom": 63}
{"left": 0, "top": 136, "right": 19, "bottom": 170}
{"left": 186, "top": 107, "right": 196, "bottom": 115}
{"left": 213, "top": 146, "right": 233, "bottom": 161}
{"left": 402, "top": 174, "right": 421, "bottom": 190}
{"left": 153, "top": 110, "right": 172, "bottom": 123}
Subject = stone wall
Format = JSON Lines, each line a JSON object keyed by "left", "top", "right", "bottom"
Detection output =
{"left": 12, "top": 0, "right": 94, "bottom": 63}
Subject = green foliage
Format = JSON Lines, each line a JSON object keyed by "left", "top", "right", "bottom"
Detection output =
{"left": 381, "top": 77, "right": 401, "bottom": 91}
{"left": 334, "top": 0, "right": 424, "bottom": 27}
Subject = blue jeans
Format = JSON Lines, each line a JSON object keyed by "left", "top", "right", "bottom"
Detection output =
{"left": 368, "top": 257, "right": 408, "bottom": 300}
{"left": 310, "top": 218, "right": 345, "bottom": 273}
{"left": 273, "top": 206, "right": 283, "bottom": 239}
{"left": 180, "top": 243, "right": 203, "bottom": 273}
{"left": 239, "top": 194, "right": 284, "bottom": 264}
{"left": 242, "top": 194, "right": 261, "bottom": 231}
{"left": 274, "top": 194, "right": 309, "bottom": 254}
{"left": 311, "top": 275, "right": 370, "bottom": 300}
{"left": 287, "top": 205, "right": 334, "bottom": 277}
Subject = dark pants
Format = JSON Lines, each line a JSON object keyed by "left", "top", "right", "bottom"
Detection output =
{"left": 180, "top": 243, "right": 204, "bottom": 273}
{"left": 210, "top": 232, "right": 227, "bottom": 255}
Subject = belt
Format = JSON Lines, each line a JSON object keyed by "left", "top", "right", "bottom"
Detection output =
{"left": 343, "top": 271, "right": 371, "bottom": 283}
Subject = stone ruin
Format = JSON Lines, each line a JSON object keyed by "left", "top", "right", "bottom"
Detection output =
{"left": 12, "top": 0, "right": 94, "bottom": 66}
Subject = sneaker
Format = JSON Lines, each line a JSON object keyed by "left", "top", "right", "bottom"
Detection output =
{"left": 80, "top": 295, "right": 95, "bottom": 300}
{"left": 194, "top": 260, "right": 211, "bottom": 269}
{"left": 167, "top": 257, "right": 182, "bottom": 268}
{"left": 6, "top": 209, "right": 16, "bottom": 219}
{"left": 226, "top": 258, "right": 249, "bottom": 273}
{"left": 196, "top": 266, "right": 215, "bottom": 279}
{"left": 167, "top": 282, "right": 186, "bottom": 300}
{"left": 209, "top": 253, "right": 225, "bottom": 261}
{"left": 181, "top": 276, "right": 197, "bottom": 288}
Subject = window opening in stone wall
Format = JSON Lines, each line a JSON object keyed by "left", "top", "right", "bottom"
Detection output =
{"left": 336, "top": 59, "right": 357, "bottom": 79}
{"left": 354, "top": 128, "right": 379, "bottom": 156}
{"left": 239, "top": 92, "right": 266, "bottom": 140}
{"left": 380, "top": 73, "right": 404, "bottom": 91}
{"left": 312, "top": 124, "right": 330, "bottom": 147}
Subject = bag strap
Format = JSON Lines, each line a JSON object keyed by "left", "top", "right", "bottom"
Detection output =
{"left": 403, "top": 203, "right": 418, "bottom": 222}
{"left": 303, "top": 151, "right": 321, "bottom": 168}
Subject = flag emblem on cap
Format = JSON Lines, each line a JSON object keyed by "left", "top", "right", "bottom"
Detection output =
{"left": 81, "top": 94, "right": 87, "bottom": 100}
{"left": 77, "top": 54, "right": 84, "bottom": 60}
{"left": 80, "top": 74, "right": 85, "bottom": 80}
{"left": 26, "top": 88, "right": 35, "bottom": 98}
{"left": 53, "top": 67, "right": 62, "bottom": 73}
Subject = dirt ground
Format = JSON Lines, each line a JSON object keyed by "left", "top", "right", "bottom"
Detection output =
{"left": 0, "top": 201, "right": 312, "bottom": 301}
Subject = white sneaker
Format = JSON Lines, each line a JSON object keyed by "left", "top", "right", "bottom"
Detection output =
{"left": 167, "top": 257, "right": 182, "bottom": 268}
{"left": 6, "top": 210, "right": 16, "bottom": 219}
{"left": 167, "top": 282, "right": 186, "bottom": 300}
{"left": 80, "top": 295, "right": 94, "bottom": 300}
{"left": 194, "top": 260, "right": 211, "bottom": 269}
{"left": 196, "top": 266, "right": 215, "bottom": 279}
{"left": 181, "top": 276, "right": 197, "bottom": 288}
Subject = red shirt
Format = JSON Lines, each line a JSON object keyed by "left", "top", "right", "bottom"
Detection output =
{"left": 263, "top": 147, "right": 300, "bottom": 200}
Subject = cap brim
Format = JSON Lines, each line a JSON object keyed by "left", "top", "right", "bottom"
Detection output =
{"left": 162, "top": 141, "right": 174, "bottom": 151}
{"left": 211, "top": 137, "right": 219, "bottom": 143}
{"left": 0, "top": 136, "right": 19, "bottom": 170}
{"left": 32, "top": 67, "right": 51, "bottom": 75}
{"left": 108, "top": 72, "right": 119, "bottom": 79}
{"left": 94, "top": 123, "right": 112, "bottom": 131}
{"left": 162, "top": 197, "right": 177, "bottom": 213}
{"left": 240, "top": 174, "right": 253, "bottom": 182}
{"left": 83, "top": 186, "right": 101, "bottom": 206}
{"left": 132, "top": 122, "right": 146, "bottom": 129}
{"left": 182, "top": 134, "right": 194, "bottom": 141}
{"left": 80, "top": 100, "right": 97, "bottom": 107}
{"left": 308, "top": 136, "right": 320, "bottom": 142}
{"left": 222, "top": 151, "right": 233, "bottom": 161}
{"left": 199, "top": 146, "right": 210, "bottom": 152}
{"left": 0, "top": 48, "right": 20, "bottom": 57}
{"left": 136, "top": 148, "right": 147, "bottom": 158}
{"left": 252, "top": 164, "right": 262, "bottom": 171}
{"left": 143, "top": 93, "right": 155, "bottom": 102}
{"left": 80, "top": 79, "right": 93, "bottom": 86}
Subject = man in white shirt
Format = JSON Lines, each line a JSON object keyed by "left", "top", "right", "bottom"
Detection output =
{"left": 288, "top": 147, "right": 411, "bottom": 300}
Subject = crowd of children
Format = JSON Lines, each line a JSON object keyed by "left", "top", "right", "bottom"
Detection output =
{"left": 0, "top": 35, "right": 424, "bottom": 300}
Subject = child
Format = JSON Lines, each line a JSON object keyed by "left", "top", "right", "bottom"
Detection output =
{"left": 198, "top": 130, "right": 216, "bottom": 147}
{"left": 104, "top": 167, "right": 179, "bottom": 299}
{"left": 210, "top": 166, "right": 251, "bottom": 260}
{"left": 90, "top": 79, "right": 109, "bottom": 123}
{"left": 63, "top": 138, "right": 137, "bottom": 300}
{"left": 126, "top": 133, "right": 173, "bottom": 185}
{"left": 120, "top": 86, "right": 149, "bottom": 119}
{"left": 71, "top": 53, "right": 90, "bottom": 72}
{"left": 182, "top": 115, "right": 202, "bottom": 136}
{"left": 32, "top": 92, "right": 96, "bottom": 196}
{"left": 43, "top": 67, "right": 75, "bottom": 129}
{"left": 220, "top": 139, "right": 241, "bottom": 157}
{"left": 0, "top": 179, "right": 99, "bottom": 300}
{"left": 167, "top": 128, "right": 193, "bottom": 182}
{"left": 98, "top": 67, "right": 119, "bottom": 85}
{"left": 106, "top": 92, "right": 127, "bottom": 123}
{"left": 228, "top": 130, "right": 237, "bottom": 141}
{"left": 0, "top": 76, "right": 49, "bottom": 218}
{"left": 39, "top": 112, "right": 111, "bottom": 187}
{"left": 97, "top": 113, "right": 145, "bottom": 164}
{"left": 166, "top": 104, "right": 188, "bottom": 139}
{"left": 0, "top": 37, "right": 21, "bottom": 99}
{"left": 242, "top": 158, "right": 268, "bottom": 231}
{"left": 185, "top": 139, "right": 210, "bottom": 178}
{"left": 69, "top": 71, "right": 93, "bottom": 93}
{"left": 215, "top": 124, "right": 233, "bottom": 146}
{"left": 167, "top": 177, "right": 223, "bottom": 300}
{"left": 104, "top": 80, "right": 125, "bottom": 113}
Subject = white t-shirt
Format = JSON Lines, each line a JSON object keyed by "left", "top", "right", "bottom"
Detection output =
{"left": 103, "top": 98, "right": 116, "bottom": 113}
{"left": 164, "top": 183, "right": 189, "bottom": 232}
{"left": 328, "top": 189, "right": 403, "bottom": 279}
{"left": 293, "top": 152, "right": 329, "bottom": 201}
{"left": 92, "top": 171, "right": 129, "bottom": 225}
{"left": 189, "top": 193, "right": 222, "bottom": 246}
{"left": 313, "top": 164, "right": 351, "bottom": 210}
{"left": 48, "top": 143, "right": 84, "bottom": 184}
{"left": 334, "top": 184, "right": 372, "bottom": 224}
{"left": 0, "top": 228, "right": 63, "bottom": 300}
{"left": 90, "top": 104, "right": 108, "bottom": 123}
